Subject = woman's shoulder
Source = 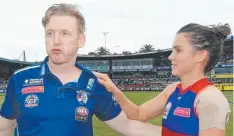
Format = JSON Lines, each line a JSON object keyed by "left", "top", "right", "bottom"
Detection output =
{"left": 163, "top": 82, "right": 181, "bottom": 98}
{"left": 195, "top": 85, "right": 231, "bottom": 130}
{"left": 196, "top": 85, "right": 229, "bottom": 104}
{"left": 195, "top": 85, "right": 231, "bottom": 115}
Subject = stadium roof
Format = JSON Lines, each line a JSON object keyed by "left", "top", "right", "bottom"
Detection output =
{"left": 0, "top": 57, "right": 35, "bottom": 65}
{"left": 0, "top": 48, "right": 173, "bottom": 65}
{"left": 77, "top": 48, "right": 172, "bottom": 60}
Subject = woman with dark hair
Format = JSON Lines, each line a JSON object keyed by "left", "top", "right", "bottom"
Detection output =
{"left": 94, "top": 23, "right": 231, "bottom": 136}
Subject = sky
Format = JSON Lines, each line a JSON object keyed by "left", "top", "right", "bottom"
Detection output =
{"left": 0, "top": 0, "right": 233, "bottom": 62}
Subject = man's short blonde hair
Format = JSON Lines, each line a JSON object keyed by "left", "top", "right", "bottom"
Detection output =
{"left": 42, "top": 3, "right": 86, "bottom": 34}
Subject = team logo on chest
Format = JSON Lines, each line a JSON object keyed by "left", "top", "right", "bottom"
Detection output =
{"left": 77, "top": 91, "right": 88, "bottom": 105}
{"left": 163, "top": 102, "right": 172, "bottom": 119}
{"left": 75, "top": 107, "right": 89, "bottom": 122}
{"left": 24, "top": 94, "right": 39, "bottom": 108}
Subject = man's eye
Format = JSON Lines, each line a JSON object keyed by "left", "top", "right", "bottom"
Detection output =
{"left": 46, "top": 32, "right": 53, "bottom": 36}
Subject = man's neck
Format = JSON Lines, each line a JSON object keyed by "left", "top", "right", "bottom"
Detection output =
{"left": 47, "top": 60, "right": 76, "bottom": 75}
{"left": 47, "top": 59, "right": 83, "bottom": 85}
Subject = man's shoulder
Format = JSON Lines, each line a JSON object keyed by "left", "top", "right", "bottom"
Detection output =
{"left": 83, "top": 69, "right": 96, "bottom": 79}
{"left": 13, "top": 64, "right": 42, "bottom": 78}
{"left": 75, "top": 63, "right": 109, "bottom": 95}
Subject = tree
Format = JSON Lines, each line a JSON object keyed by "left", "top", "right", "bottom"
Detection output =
{"left": 139, "top": 44, "right": 155, "bottom": 53}
{"left": 88, "top": 52, "right": 97, "bottom": 56}
{"left": 122, "top": 51, "right": 132, "bottom": 55}
{"left": 95, "top": 47, "right": 111, "bottom": 55}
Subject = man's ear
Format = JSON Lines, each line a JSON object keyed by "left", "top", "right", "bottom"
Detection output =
{"left": 78, "top": 34, "right": 86, "bottom": 48}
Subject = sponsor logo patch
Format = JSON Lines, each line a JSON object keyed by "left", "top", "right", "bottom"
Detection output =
{"left": 22, "top": 86, "right": 44, "bottom": 94}
{"left": 163, "top": 102, "right": 172, "bottom": 119}
{"left": 112, "top": 96, "right": 118, "bottom": 106}
{"left": 24, "top": 94, "right": 39, "bottom": 108}
{"left": 173, "top": 107, "right": 191, "bottom": 118}
{"left": 86, "top": 78, "right": 94, "bottom": 91}
{"left": 75, "top": 107, "right": 89, "bottom": 122}
{"left": 23, "top": 78, "right": 43, "bottom": 87}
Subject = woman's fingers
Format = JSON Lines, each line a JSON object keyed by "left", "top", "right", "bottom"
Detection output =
{"left": 97, "top": 78, "right": 106, "bottom": 86}
{"left": 93, "top": 72, "right": 108, "bottom": 81}
{"left": 94, "top": 71, "right": 116, "bottom": 93}
{"left": 95, "top": 73, "right": 113, "bottom": 83}
{"left": 97, "top": 78, "right": 114, "bottom": 93}
{"left": 93, "top": 72, "right": 103, "bottom": 78}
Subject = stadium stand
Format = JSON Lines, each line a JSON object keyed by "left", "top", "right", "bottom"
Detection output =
{"left": 0, "top": 35, "right": 233, "bottom": 93}
{"left": 0, "top": 57, "right": 35, "bottom": 93}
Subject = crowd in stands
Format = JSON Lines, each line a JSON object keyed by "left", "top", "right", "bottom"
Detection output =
{"left": 0, "top": 77, "right": 8, "bottom": 91}
{"left": 112, "top": 70, "right": 233, "bottom": 91}
{"left": 112, "top": 72, "right": 178, "bottom": 91}
{"left": 221, "top": 52, "right": 233, "bottom": 63}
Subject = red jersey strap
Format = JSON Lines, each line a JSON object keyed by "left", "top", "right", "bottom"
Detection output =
{"left": 177, "top": 78, "right": 213, "bottom": 94}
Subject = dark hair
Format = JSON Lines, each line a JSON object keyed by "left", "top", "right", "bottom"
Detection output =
{"left": 177, "top": 23, "right": 231, "bottom": 73}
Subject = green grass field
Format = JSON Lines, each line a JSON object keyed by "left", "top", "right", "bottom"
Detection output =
{"left": 0, "top": 91, "right": 233, "bottom": 136}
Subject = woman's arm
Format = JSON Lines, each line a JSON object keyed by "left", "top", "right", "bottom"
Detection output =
{"left": 94, "top": 72, "right": 178, "bottom": 121}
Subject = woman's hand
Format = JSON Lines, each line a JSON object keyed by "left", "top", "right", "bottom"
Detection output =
{"left": 93, "top": 72, "right": 121, "bottom": 94}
